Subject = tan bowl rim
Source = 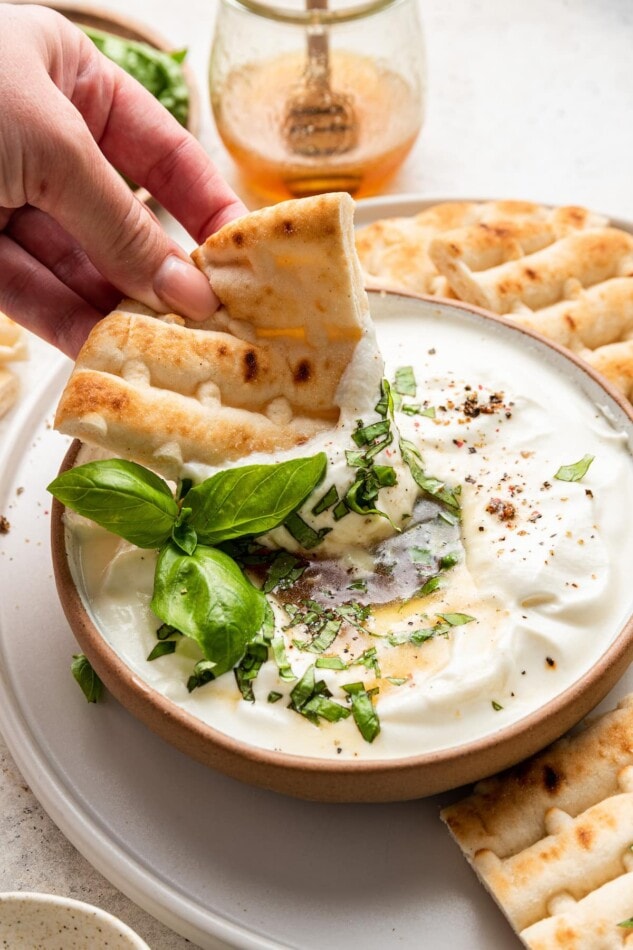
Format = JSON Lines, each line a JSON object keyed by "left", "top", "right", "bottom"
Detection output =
{"left": 50, "top": 290, "right": 633, "bottom": 794}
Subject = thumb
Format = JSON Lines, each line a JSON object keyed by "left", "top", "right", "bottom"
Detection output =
{"left": 30, "top": 94, "right": 217, "bottom": 321}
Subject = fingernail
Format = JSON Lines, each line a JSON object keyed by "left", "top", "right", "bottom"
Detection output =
{"left": 153, "top": 255, "right": 218, "bottom": 320}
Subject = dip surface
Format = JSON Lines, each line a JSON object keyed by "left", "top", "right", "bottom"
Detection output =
{"left": 66, "top": 301, "right": 633, "bottom": 760}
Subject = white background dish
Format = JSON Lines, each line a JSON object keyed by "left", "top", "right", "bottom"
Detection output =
{"left": 0, "top": 891, "right": 150, "bottom": 949}
{"left": 1, "top": 206, "right": 633, "bottom": 947}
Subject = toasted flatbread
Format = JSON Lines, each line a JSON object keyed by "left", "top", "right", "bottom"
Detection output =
{"left": 0, "top": 368, "right": 18, "bottom": 419}
{"left": 441, "top": 693, "right": 633, "bottom": 948}
{"left": 0, "top": 313, "right": 28, "bottom": 363}
{"left": 55, "top": 193, "right": 381, "bottom": 478}
{"left": 356, "top": 200, "right": 633, "bottom": 401}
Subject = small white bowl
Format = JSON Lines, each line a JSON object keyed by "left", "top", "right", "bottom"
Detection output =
{"left": 0, "top": 892, "right": 150, "bottom": 949}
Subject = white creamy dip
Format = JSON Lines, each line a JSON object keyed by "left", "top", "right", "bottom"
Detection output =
{"left": 66, "top": 304, "right": 633, "bottom": 761}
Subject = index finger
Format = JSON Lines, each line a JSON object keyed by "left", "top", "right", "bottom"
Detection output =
{"left": 71, "top": 34, "right": 247, "bottom": 242}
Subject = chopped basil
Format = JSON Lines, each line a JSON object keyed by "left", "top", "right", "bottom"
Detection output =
{"left": 400, "top": 439, "right": 462, "bottom": 513}
{"left": 411, "top": 547, "right": 433, "bottom": 566}
{"left": 302, "top": 694, "right": 351, "bottom": 723}
{"left": 352, "top": 418, "right": 391, "bottom": 447}
{"left": 305, "top": 619, "right": 343, "bottom": 653}
{"left": 439, "top": 613, "right": 476, "bottom": 626}
{"left": 439, "top": 552, "right": 459, "bottom": 570}
{"left": 311, "top": 484, "right": 339, "bottom": 515}
{"left": 342, "top": 682, "right": 381, "bottom": 743}
{"left": 147, "top": 640, "right": 177, "bottom": 661}
{"left": 394, "top": 365, "right": 417, "bottom": 397}
{"left": 491, "top": 700, "right": 503, "bottom": 711}
{"left": 617, "top": 918, "right": 633, "bottom": 929}
{"left": 347, "top": 578, "right": 368, "bottom": 592}
{"left": 288, "top": 666, "right": 347, "bottom": 726}
{"left": 234, "top": 641, "right": 269, "bottom": 702}
{"left": 268, "top": 691, "right": 283, "bottom": 703}
{"left": 262, "top": 551, "right": 306, "bottom": 593}
{"left": 71, "top": 654, "right": 103, "bottom": 703}
{"left": 284, "top": 511, "right": 331, "bottom": 549}
{"left": 333, "top": 500, "right": 350, "bottom": 521}
{"left": 374, "top": 378, "right": 395, "bottom": 418}
{"left": 156, "top": 622, "right": 181, "bottom": 640}
{"left": 315, "top": 656, "right": 348, "bottom": 670}
{"left": 388, "top": 626, "right": 437, "bottom": 646}
{"left": 271, "top": 636, "right": 296, "bottom": 680}
{"left": 418, "top": 575, "right": 441, "bottom": 597}
{"left": 351, "top": 647, "right": 380, "bottom": 676}
{"left": 386, "top": 677, "right": 407, "bottom": 686}
{"left": 554, "top": 454, "right": 595, "bottom": 483}
{"left": 186, "top": 659, "right": 217, "bottom": 692}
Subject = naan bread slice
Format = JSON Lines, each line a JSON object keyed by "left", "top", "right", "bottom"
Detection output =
{"left": 441, "top": 694, "right": 633, "bottom": 948}
{"left": 354, "top": 200, "right": 604, "bottom": 298}
{"left": 55, "top": 193, "right": 380, "bottom": 479}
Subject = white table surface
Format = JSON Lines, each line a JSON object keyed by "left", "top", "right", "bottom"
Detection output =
{"left": 1, "top": 1, "right": 632, "bottom": 947}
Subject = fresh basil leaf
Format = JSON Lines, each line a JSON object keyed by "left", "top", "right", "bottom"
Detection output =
{"left": 151, "top": 542, "right": 267, "bottom": 677}
{"left": 342, "top": 682, "right": 381, "bottom": 742}
{"left": 171, "top": 519, "right": 197, "bottom": 555}
{"left": 48, "top": 459, "right": 178, "bottom": 548}
{"left": 186, "top": 454, "right": 327, "bottom": 545}
{"left": 147, "top": 640, "right": 177, "bottom": 661}
{"left": 71, "top": 654, "right": 103, "bottom": 703}
{"left": 554, "top": 454, "right": 595, "bottom": 483}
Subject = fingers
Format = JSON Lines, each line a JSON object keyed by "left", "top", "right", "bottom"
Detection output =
{"left": 25, "top": 88, "right": 219, "bottom": 321}
{"left": 0, "top": 235, "right": 102, "bottom": 358}
{"left": 6, "top": 206, "right": 120, "bottom": 312}
{"left": 69, "top": 41, "right": 247, "bottom": 243}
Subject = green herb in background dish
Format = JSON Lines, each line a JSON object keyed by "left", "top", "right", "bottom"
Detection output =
{"left": 554, "top": 454, "right": 595, "bottom": 483}
{"left": 71, "top": 654, "right": 103, "bottom": 703}
{"left": 83, "top": 26, "right": 190, "bottom": 126}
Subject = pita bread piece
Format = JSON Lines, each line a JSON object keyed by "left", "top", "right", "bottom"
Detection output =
{"left": 55, "top": 193, "right": 379, "bottom": 479}
{"left": 441, "top": 693, "right": 633, "bottom": 948}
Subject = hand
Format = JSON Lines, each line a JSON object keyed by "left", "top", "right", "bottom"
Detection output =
{"left": 0, "top": 4, "right": 247, "bottom": 357}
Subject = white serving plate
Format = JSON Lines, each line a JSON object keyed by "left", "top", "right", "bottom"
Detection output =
{"left": 1, "top": 195, "right": 632, "bottom": 949}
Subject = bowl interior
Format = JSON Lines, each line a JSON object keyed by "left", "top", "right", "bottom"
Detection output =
{"left": 51, "top": 291, "right": 633, "bottom": 802}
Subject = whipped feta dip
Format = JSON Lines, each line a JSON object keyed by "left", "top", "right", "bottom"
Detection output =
{"left": 66, "top": 303, "right": 633, "bottom": 761}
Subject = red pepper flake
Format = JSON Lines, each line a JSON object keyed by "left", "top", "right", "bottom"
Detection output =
{"left": 453, "top": 439, "right": 465, "bottom": 448}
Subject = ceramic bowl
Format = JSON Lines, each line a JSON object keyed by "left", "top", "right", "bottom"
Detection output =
{"left": 50, "top": 291, "right": 633, "bottom": 802}
{"left": 0, "top": 892, "right": 150, "bottom": 949}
